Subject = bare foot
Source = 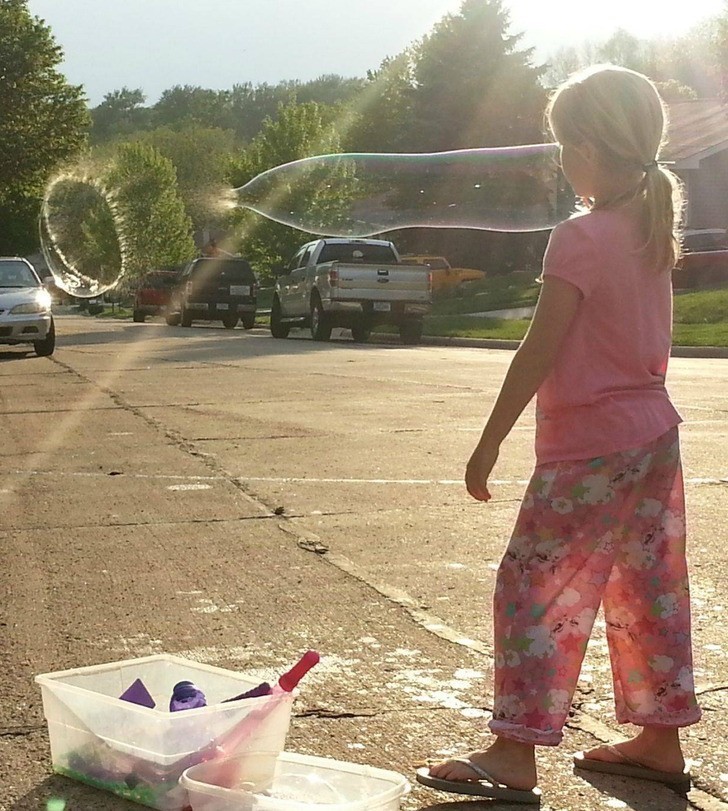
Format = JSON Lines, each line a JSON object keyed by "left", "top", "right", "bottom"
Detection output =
{"left": 428, "top": 738, "right": 538, "bottom": 791}
{"left": 583, "top": 728, "right": 686, "bottom": 775}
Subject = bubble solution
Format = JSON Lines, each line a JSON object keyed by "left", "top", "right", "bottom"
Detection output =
{"left": 40, "top": 174, "right": 124, "bottom": 298}
{"left": 235, "top": 142, "right": 571, "bottom": 237}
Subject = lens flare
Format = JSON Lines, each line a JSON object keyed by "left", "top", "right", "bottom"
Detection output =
{"left": 235, "top": 143, "right": 570, "bottom": 237}
{"left": 40, "top": 172, "right": 125, "bottom": 298}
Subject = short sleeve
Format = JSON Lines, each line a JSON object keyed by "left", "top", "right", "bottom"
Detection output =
{"left": 542, "top": 217, "right": 602, "bottom": 298}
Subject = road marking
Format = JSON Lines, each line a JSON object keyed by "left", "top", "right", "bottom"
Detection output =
{"left": 167, "top": 483, "right": 213, "bottom": 491}
{"left": 7, "top": 470, "right": 728, "bottom": 487}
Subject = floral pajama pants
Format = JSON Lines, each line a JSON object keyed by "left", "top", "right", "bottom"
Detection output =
{"left": 489, "top": 427, "right": 701, "bottom": 746}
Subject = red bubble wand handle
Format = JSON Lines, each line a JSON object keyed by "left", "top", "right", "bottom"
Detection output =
{"left": 276, "top": 650, "right": 320, "bottom": 693}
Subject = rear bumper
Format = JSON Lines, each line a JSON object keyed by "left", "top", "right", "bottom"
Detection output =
{"left": 0, "top": 313, "right": 52, "bottom": 343}
{"left": 185, "top": 301, "right": 256, "bottom": 316}
{"left": 325, "top": 300, "right": 430, "bottom": 317}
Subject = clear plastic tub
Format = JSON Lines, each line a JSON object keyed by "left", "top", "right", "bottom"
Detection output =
{"left": 35, "top": 654, "right": 295, "bottom": 810}
{"left": 180, "top": 751, "right": 411, "bottom": 811}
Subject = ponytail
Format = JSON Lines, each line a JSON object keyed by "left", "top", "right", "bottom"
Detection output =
{"left": 641, "top": 163, "right": 684, "bottom": 270}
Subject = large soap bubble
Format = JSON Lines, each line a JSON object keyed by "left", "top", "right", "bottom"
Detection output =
{"left": 40, "top": 173, "right": 125, "bottom": 298}
{"left": 235, "top": 143, "right": 571, "bottom": 237}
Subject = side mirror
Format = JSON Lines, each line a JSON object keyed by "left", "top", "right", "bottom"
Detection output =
{"left": 271, "top": 264, "right": 286, "bottom": 276}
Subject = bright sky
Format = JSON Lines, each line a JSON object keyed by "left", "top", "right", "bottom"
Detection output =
{"left": 27, "top": 0, "right": 726, "bottom": 105}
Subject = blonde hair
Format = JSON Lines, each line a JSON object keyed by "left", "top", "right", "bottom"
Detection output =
{"left": 546, "top": 64, "right": 684, "bottom": 271}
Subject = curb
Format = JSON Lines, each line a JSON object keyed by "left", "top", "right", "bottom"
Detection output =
{"left": 370, "top": 332, "right": 728, "bottom": 358}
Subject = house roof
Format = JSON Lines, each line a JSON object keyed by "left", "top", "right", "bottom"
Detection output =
{"left": 664, "top": 99, "right": 728, "bottom": 167}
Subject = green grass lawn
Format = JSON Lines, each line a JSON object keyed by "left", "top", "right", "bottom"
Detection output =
{"left": 431, "top": 272, "right": 540, "bottom": 315}
{"left": 420, "top": 280, "right": 728, "bottom": 347}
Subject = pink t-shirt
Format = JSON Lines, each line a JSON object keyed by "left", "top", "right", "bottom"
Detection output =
{"left": 535, "top": 208, "right": 681, "bottom": 464}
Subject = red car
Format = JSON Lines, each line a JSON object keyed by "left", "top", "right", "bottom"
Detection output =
{"left": 133, "top": 270, "right": 180, "bottom": 322}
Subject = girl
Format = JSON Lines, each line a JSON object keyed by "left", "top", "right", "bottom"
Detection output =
{"left": 417, "top": 65, "right": 701, "bottom": 804}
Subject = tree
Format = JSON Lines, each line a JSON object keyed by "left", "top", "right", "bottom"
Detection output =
{"left": 104, "top": 142, "right": 196, "bottom": 279}
{"left": 408, "top": 0, "right": 546, "bottom": 150}
{"left": 229, "top": 101, "right": 345, "bottom": 278}
{"left": 596, "top": 28, "right": 656, "bottom": 74}
{"left": 226, "top": 82, "right": 297, "bottom": 142}
{"left": 0, "top": 0, "right": 89, "bottom": 253}
{"left": 153, "top": 85, "right": 231, "bottom": 130}
{"left": 296, "top": 74, "right": 366, "bottom": 107}
{"left": 344, "top": 52, "right": 417, "bottom": 152}
{"left": 90, "top": 88, "right": 151, "bottom": 142}
{"left": 137, "top": 126, "right": 237, "bottom": 232}
{"left": 713, "top": 3, "right": 728, "bottom": 99}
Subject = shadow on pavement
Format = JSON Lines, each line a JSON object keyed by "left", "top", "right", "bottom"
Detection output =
{"left": 10, "top": 774, "right": 138, "bottom": 810}
{"left": 413, "top": 772, "right": 692, "bottom": 811}
{"left": 571, "top": 769, "right": 690, "bottom": 811}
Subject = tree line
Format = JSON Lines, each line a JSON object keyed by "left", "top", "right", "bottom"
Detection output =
{"left": 3, "top": 0, "right": 728, "bottom": 284}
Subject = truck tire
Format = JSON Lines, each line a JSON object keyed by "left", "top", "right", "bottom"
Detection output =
{"left": 351, "top": 320, "right": 371, "bottom": 343}
{"left": 166, "top": 311, "right": 181, "bottom": 326}
{"left": 399, "top": 319, "right": 423, "bottom": 345}
{"left": 270, "top": 297, "right": 290, "bottom": 338}
{"left": 222, "top": 313, "right": 238, "bottom": 329}
{"left": 241, "top": 313, "right": 256, "bottom": 330}
{"left": 310, "top": 295, "right": 332, "bottom": 342}
{"left": 34, "top": 318, "right": 56, "bottom": 357}
{"left": 132, "top": 309, "right": 145, "bottom": 323}
{"left": 181, "top": 307, "right": 193, "bottom": 327}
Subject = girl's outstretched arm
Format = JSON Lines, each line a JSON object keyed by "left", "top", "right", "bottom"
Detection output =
{"left": 465, "top": 276, "right": 581, "bottom": 501}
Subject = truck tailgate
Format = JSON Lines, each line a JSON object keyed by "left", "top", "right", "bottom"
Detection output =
{"left": 330, "top": 263, "right": 430, "bottom": 301}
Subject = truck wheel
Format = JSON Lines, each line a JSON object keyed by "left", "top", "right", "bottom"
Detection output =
{"left": 310, "top": 295, "right": 332, "bottom": 341}
{"left": 399, "top": 320, "right": 423, "bottom": 345}
{"left": 181, "top": 307, "right": 193, "bottom": 327}
{"left": 270, "top": 297, "right": 290, "bottom": 338}
{"left": 222, "top": 313, "right": 238, "bottom": 329}
{"left": 165, "top": 311, "right": 181, "bottom": 326}
{"left": 351, "top": 320, "right": 371, "bottom": 343}
{"left": 34, "top": 318, "right": 56, "bottom": 357}
{"left": 241, "top": 313, "right": 256, "bottom": 330}
{"left": 132, "top": 309, "right": 145, "bottom": 323}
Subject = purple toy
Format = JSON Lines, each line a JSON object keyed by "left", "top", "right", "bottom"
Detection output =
{"left": 119, "top": 678, "right": 155, "bottom": 709}
{"left": 169, "top": 680, "right": 207, "bottom": 712}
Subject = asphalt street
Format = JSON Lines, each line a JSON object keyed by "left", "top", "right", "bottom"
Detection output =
{"left": 1, "top": 315, "right": 727, "bottom": 811}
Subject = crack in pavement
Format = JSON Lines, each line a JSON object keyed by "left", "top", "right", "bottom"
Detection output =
{"left": 0, "top": 725, "right": 45, "bottom": 739}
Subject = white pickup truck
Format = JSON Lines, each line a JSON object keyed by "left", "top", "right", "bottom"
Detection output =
{"left": 270, "top": 238, "right": 432, "bottom": 344}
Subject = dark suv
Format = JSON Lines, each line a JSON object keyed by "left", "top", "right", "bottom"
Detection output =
{"left": 166, "top": 257, "right": 258, "bottom": 329}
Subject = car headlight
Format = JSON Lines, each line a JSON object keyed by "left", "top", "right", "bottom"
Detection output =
{"left": 11, "top": 291, "right": 52, "bottom": 314}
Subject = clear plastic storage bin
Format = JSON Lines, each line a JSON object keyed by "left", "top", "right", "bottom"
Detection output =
{"left": 35, "top": 654, "right": 295, "bottom": 810}
{"left": 180, "top": 751, "right": 411, "bottom": 811}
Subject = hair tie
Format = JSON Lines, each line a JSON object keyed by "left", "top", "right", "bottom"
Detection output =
{"left": 643, "top": 160, "right": 658, "bottom": 171}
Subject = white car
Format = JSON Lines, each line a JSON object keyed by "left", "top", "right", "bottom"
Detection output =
{"left": 0, "top": 257, "right": 55, "bottom": 356}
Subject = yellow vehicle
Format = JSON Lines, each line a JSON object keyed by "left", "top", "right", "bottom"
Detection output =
{"left": 401, "top": 255, "right": 486, "bottom": 294}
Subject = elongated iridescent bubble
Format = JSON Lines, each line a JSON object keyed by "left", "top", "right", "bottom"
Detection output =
{"left": 235, "top": 143, "right": 571, "bottom": 237}
{"left": 40, "top": 173, "right": 124, "bottom": 297}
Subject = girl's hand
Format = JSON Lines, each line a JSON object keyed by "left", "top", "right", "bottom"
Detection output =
{"left": 465, "top": 442, "right": 499, "bottom": 502}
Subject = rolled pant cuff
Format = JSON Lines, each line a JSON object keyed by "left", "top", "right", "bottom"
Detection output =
{"left": 616, "top": 708, "right": 703, "bottom": 728}
{"left": 488, "top": 719, "right": 563, "bottom": 746}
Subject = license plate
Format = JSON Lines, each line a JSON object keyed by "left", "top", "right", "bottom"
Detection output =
{"left": 216, "top": 303, "right": 229, "bottom": 310}
{"left": 373, "top": 302, "right": 391, "bottom": 312}
{"left": 229, "top": 285, "right": 250, "bottom": 296}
